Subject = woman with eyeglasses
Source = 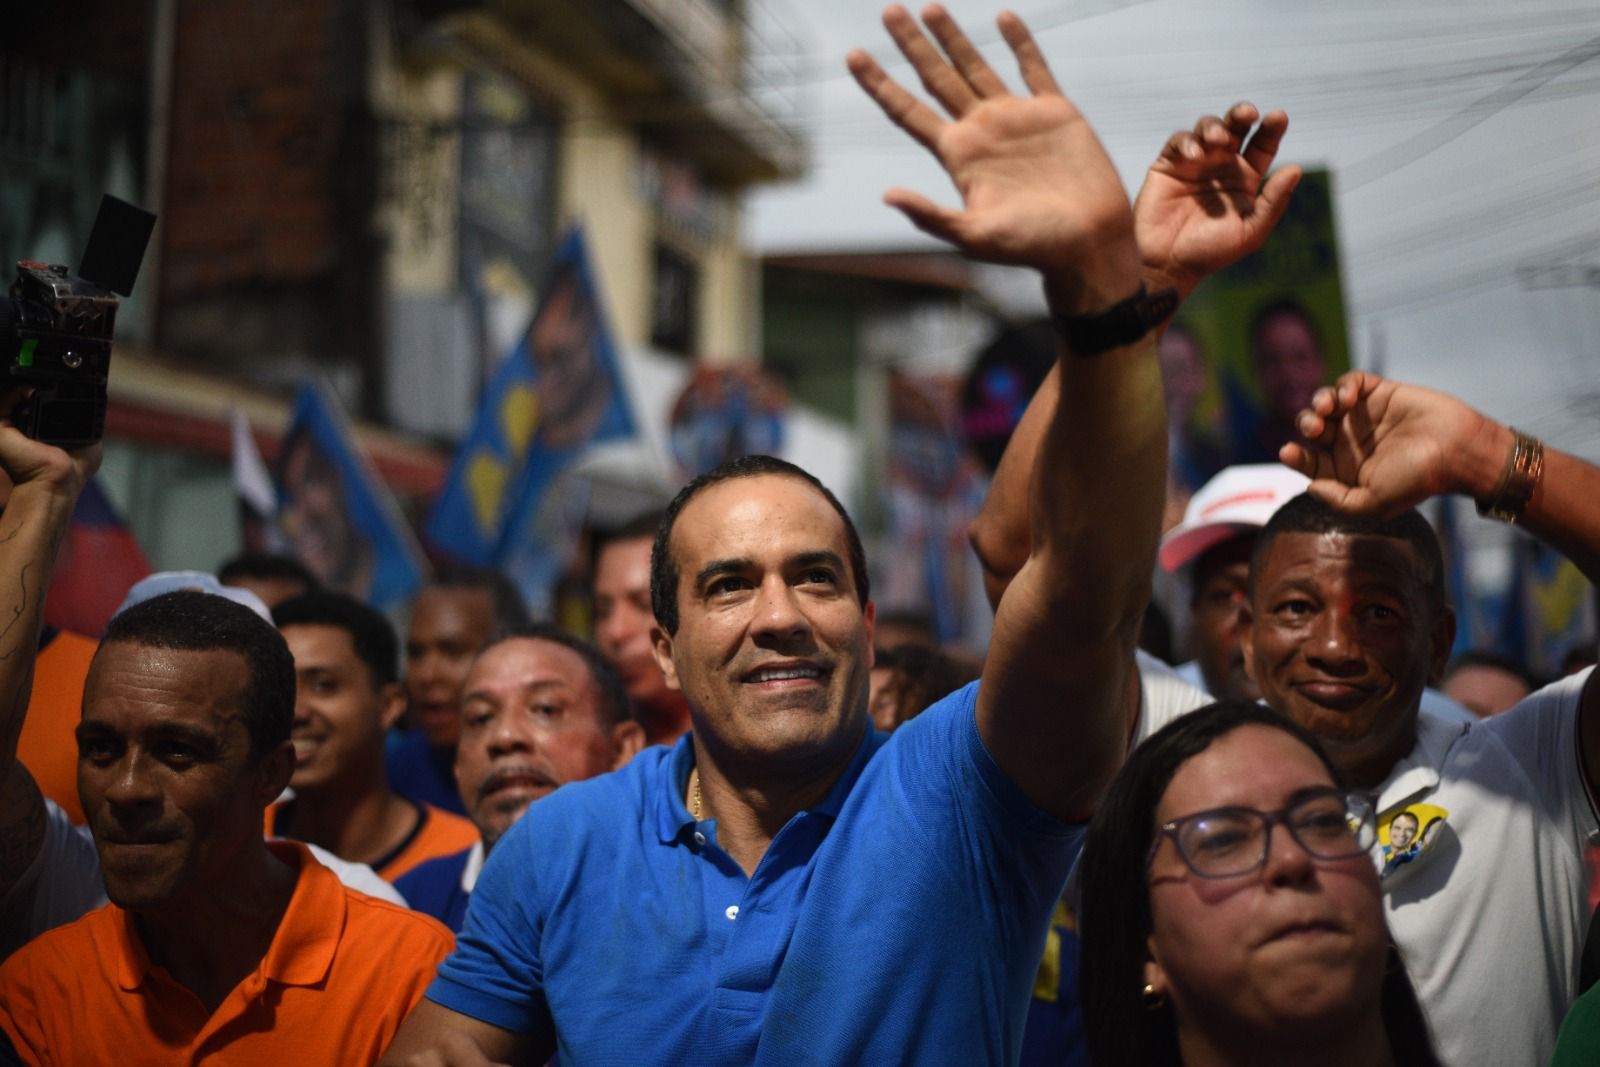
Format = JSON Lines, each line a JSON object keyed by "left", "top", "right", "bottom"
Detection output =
{"left": 1078, "top": 701, "right": 1439, "bottom": 1066}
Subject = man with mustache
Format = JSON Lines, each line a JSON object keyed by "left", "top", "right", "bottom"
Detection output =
{"left": 397, "top": 626, "right": 644, "bottom": 930}
{"left": 383, "top": 6, "right": 1169, "bottom": 1063}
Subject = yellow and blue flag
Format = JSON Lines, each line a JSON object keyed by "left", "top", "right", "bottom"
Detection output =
{"left": 424, "top": 228, "right": 635, "bottom": 607}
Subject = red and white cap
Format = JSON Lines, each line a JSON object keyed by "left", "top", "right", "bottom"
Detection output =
{"left": 1159, "top": 464, "right": 1311, "bottom": 572}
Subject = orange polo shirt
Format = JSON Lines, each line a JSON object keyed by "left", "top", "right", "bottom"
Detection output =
{"left": 265, "top": 798, "right": 480, "bottom": 882}
{"left": 0, "top": 841, "right": 452, "bottom": 1066}
{"left": 14, "top": 630, "right": 99, "bottom": 824}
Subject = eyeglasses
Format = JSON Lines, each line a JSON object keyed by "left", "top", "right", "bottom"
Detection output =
{"left": 1149, "top": 787, "right": 1377, "bottom": 879}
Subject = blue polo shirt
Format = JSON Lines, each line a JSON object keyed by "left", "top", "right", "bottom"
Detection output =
{"left": 426, "top": 681, "right": 1081, "bottom": 1065}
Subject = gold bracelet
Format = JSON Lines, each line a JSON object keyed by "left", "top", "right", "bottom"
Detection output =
{"left": 1475, "top": 428, "right": 1544, "bottom": 524}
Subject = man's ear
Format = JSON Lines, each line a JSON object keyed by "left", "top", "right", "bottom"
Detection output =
{"left": 1427, "top": 605, "right": 1457, "bottom": 687}
{"left": 378, "top": 683, "right": 408, "bottom": 732}
{"left": 650, "top": 624, "right": 681, "bottom": 692}
{"left": 610, "top": 721, "right": 647, "bottom": 770}
{"left": 257, "top": 740, "right": 296, "bottom": 805}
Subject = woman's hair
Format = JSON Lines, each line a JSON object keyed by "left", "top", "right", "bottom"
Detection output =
{"left": 1077, "top": 701, "right": 1438, "bottom": 1067}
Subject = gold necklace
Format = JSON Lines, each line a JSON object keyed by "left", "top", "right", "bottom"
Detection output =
{"left": 690, "top": 768, "right": 703, "bottom": 821}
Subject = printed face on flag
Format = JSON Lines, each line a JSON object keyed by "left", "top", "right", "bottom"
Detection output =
{"left": 279, "top": 427, "right": 372, "bottom": 598}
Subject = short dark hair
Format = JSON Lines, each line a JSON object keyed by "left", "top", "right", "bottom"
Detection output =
{"left": 1249, "top": 297, "right": 1322, "bottom": 355}
{"left": 1391, "top": 810, "right": 1420, "bottom": 829}
{"left": 480, "top": 624, "right": 632, "bottom": 728}
{"left": 273, "top": 591, "right": 399, "bottom": 688}
{"left": 216, "top": 552, "right": 319, "bottom": 593}
{"left": 1250, "top": 493, "right": 1445, "bottom": 615}
{"left": 600, "top": 509, "right": 665, "bottom": 549}
{"left": 1078, "top": 701, "right": 1439, "bottom": 1067}
{"left": 649, "top": 455, "right": 869, "bottom": 636}
{"left": 424, "top": 565, "right": 530, "bottom": 633}
{"left": 1443, "top": 650, "right": 1538, "bottom": 692}
{"left": 99, "top": 590, "right": 295, "bottom": 762}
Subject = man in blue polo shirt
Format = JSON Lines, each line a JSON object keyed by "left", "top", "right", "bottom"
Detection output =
{"left": 382, "top": 7, "right": 1169, "bottom": 1064}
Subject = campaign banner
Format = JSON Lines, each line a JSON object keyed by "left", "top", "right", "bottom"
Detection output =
{"left": 424, "top": 227, "right": 636, "bottom": 611}
{"left": 668, "top": 364, "right": 788, "bottom": 481}
{"left": 1163, "top": 169, "right": 1353, "bottom": 495}
{"left": 881, "top": 370, "right": 988, "bottom": 646}
{"left": 276, "top": 382, "right": 426, "bottom": 608}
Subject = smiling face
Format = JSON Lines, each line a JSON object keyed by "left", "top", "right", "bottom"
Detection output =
{"left": 650, "top": 474, "right": 875, "bottom": 774}
{"left": 454, "top": 637, "right": 640, "bottom": 848}
{"left": 405, "top": 586, "right": 497, "bottom": 749}
{"left": 77, "top": 643, "right": 292, "bottom": 912}
{"left": 1242, "top": 531, "right": 1451, "bottom": 787}
{"left": 1388, "top": 812, "right": 1419, "bottom": 851}
{"left": 1144, "top": 724, "right": 1386, "bottom": 1048}
{"left": 1252, "top": 311, "right": 1326, "bottom": 424}
{"left": 283, "top": 623, "right": 403, "bottom": 794}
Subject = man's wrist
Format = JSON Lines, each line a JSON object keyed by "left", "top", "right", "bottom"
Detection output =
{"left": 1463, "top": 419, "right": 1516, "bottom": 501}
{"left": 1052, "top": 284, "right": 1179, "bottom": 358}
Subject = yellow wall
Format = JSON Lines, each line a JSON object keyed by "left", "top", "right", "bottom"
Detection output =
{"left": 399, "top": 14, "right": 753, "bottom": 361}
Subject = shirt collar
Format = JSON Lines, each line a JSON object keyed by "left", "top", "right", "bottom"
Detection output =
{"left": 1375, "top": 708, "right": 1470, "bottom": 815}
{"left": 114, "top": 840, "right": 347, "bottom": 992}
{"left": 459, "top": 839, "right": 487, "bottom": 894}
{"left": 651, "top": 723, "right": 885, "bottom": 844}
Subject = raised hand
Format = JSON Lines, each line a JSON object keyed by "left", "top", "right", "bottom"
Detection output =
{"left": 847, "top": 4, "right": 1140, "bottom": 313}
{"left": 0, "top": 384, "right": 101, "bottom": 501}
{"left": 1133, "top": 103, "right": 1301, "bottom": 301}
{"left": 1279, "top": 370, "right": 1496, "bottom": 516}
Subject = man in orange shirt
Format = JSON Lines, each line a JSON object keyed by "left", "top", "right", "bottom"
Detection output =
{"left": 0, "top": 589, "right": 453, "bottom": 1064}
{"left": 269, "top": 591, "right": 479, "bottom": 881}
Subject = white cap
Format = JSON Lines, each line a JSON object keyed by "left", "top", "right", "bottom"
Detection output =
{"left": 1159, "top": 464, "right": 1310, "bottom": 572}
{"left": 113, "top": 570, "right": 274, "bottom": 623}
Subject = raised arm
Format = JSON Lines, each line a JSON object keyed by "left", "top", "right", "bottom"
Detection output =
{"left": 0, "top": 387, "right": 98, "bottom": 895}
{"left": 1283, "top": 370, "right": 1600, "bottom": 791}
{"left": 852, "top": 4, "right": 1164, "bottom": 819}
{"left": 969, "top": 103, "right": 1301, "bottom": 607}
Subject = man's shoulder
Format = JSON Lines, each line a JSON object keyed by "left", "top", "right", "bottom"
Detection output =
{"left": 420, "top": 803, "right": 480, "bottom": 839}
{"left": 337, "top": 876, "right": 455, "bottom": 956}
{"left": 395, "top": 846, "right": 472, "bottom": 901}
{"left": 0, "top": 901, "right": 118, "bottom": 985}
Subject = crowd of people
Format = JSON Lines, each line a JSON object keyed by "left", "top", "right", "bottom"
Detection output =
{"left": 0, "top": 6, "right": 1597, "bottom": 1065}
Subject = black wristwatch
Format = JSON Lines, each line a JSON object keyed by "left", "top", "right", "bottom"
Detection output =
{"left": 1054, "top": 283, "right": 1179, "bottom": 357}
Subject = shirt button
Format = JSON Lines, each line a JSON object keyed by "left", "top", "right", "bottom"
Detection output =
{"left": 693, "top": 831, "right": 707, "bottom": 846}
{"left": 725, "top": 905, "right": 740, "bottom": 921}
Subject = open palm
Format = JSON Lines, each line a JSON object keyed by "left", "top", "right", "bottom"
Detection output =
{"left": 1133, "top": 104, "right": 1301, "bottom": 298}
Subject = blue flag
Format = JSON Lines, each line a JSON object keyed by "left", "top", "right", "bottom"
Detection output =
{"left": 276, "top": 382, "right": 426, "bottom": 609}
{"left": 424, "top": 227, "right": 636, "bottom": 609}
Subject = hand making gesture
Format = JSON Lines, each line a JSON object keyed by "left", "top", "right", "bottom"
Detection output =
{"left": 1280, "top": 370, "right": 1491, "bottom": 517}
{"left": 847, "top": 4, "right": 1141, "bottom": 314}
{"left": 1134, "top": 102, "right": 1301, "bottom": 301}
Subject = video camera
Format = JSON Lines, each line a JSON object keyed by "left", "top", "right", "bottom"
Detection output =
{"left": 0, "top": 195, "right": 156, "bottom": 447}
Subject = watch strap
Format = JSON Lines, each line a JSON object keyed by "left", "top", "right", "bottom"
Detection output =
{"left": 1054, "top": 283, "right": 1180, "bottom": 357}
